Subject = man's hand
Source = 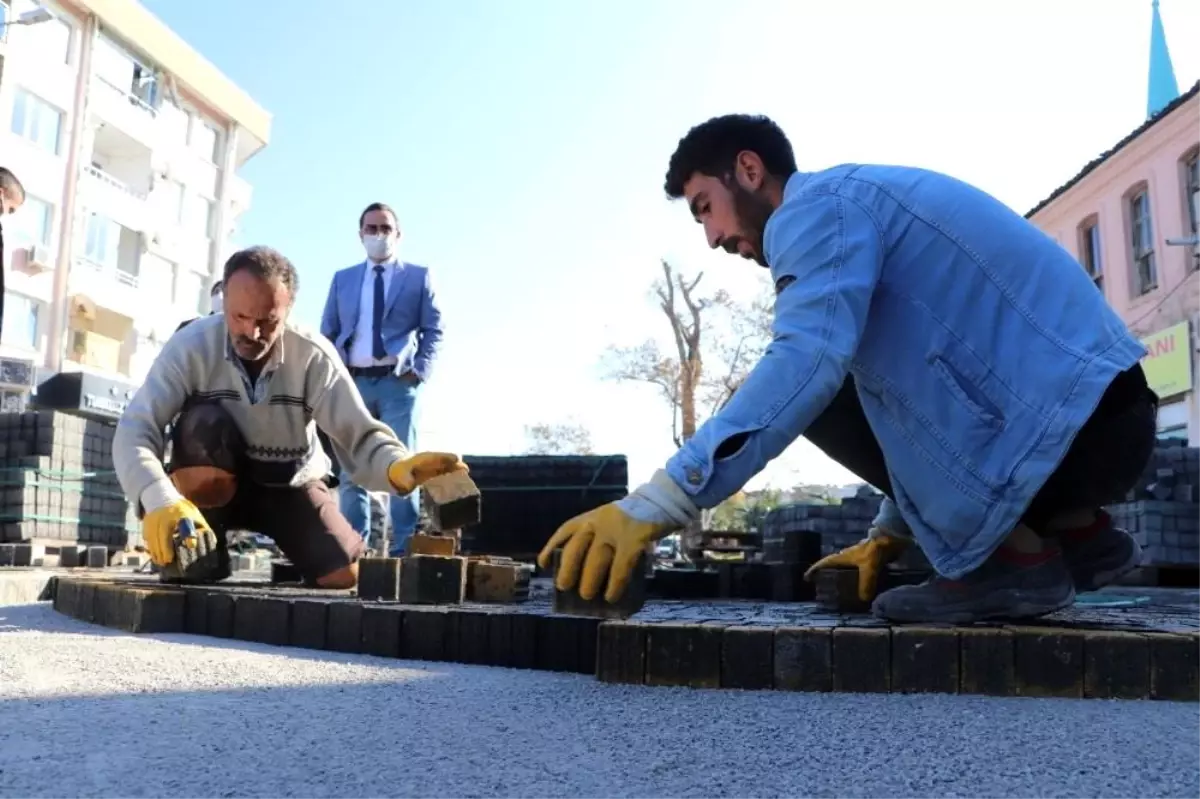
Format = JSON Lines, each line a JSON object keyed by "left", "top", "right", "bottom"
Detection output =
{"left": 387, "top": 452, "right": 467, "bottom": 495}
{"left": 537, "top": 503, "right": 677, "bottom": 604}
{"left": 803, "top": 530, "right": 910, "bottom": 601}
{"left": 142, "top": 499, "right": 213, "bottom": 566}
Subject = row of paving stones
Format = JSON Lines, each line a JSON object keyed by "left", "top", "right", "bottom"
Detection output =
{"left": 49, "top": 576, "right": 1199, "bottom": 702}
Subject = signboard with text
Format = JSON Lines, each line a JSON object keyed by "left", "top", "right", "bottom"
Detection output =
{"left": 1140, "top": 321, "right": 1194, "bottom": 399}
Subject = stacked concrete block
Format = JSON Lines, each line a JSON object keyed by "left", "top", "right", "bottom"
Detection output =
{"left": 761, "top": 486, "right": 884, "bottom": 564}
{"left": 0, "top": 410, "right": 139, "bottom": 550}
{"left": 1105, "top": 441, "right": 1200, "bottom": 568}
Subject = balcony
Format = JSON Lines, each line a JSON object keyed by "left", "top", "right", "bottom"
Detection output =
{"left": 87, "top": 76, "right": 160, "bottom": 150}
{"left": 80, "top": 165, "right": 150, "bottom": 233}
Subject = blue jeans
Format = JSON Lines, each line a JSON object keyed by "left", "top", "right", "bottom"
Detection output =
{"left": 338, "top": 373, "right": 420, "bottom": 556}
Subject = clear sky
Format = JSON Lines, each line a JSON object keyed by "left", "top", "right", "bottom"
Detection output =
{"left": 142, "top": 0, "right": 1198, "bottom": 492}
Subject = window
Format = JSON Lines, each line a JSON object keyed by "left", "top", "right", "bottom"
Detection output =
{"left": 1129, "top": 190, "right": 1157, "bottom": 295}
{"left": 157, "top": 179, "right": 185, "bottom": 226}
{"left": 1, "top": 292, "right": 40, "bottom": 350}
{"left": 189, "top": 116, "right": 219, "bottom": 162}
{"left": 9, "top": 195, "right": 53, "bottom": 248}
{"left": 1078, "top": 220, "right": 1102, "bottom": 291}
{"left": 1185, "top": 152, "right": 1199, "bottom": 236}
{"left": 182, "top": 193, "right": 214, "bottom": 239}
{"left": 176, "top": 268, "right": 205, "bottom": 315}
{"left": 1155, "top": 400, "right": 1191, "bottom": 441}
{"left": 10, "top": 88, "right": 64, "bottom": 155}
{"left": 82, "top": 212, "right": 119, "bottom": 268}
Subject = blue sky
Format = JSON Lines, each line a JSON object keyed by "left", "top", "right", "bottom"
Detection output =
{"left": 142, "top": 0, "right": 1198, "bottom": 491}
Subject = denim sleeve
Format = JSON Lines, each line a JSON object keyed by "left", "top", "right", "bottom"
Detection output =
{"left": 663, "top": 193, "right": 885, "bottom": 509}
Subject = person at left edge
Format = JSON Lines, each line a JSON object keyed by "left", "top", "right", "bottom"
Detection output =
{"left": 0, "top": 167, "right": 27, "bottom": 339}
{"left": 321, "top": 202, "right": 443, "bottom": 556}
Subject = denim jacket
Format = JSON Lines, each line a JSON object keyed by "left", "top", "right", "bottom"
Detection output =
{"left": 664, "top": 165, "right": 1145, "bottom": 578}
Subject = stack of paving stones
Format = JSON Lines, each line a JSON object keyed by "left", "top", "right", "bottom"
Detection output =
{"left": 0, "top": 410, "right": 139, "bottom": 563}
{"left": 1105, "top": 441, "right": 1200, "bottom": 568}
{"left": 49, "top": 574, "right": 1199, "bottom": 702}
{"left": 763, "top": 486, "right": 886, "bottom": 563}
{"left": 458, "top": 454, "right": 628, "bottom": 560}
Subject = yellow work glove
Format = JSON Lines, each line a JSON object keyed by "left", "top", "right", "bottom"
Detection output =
{"left": 537, "top": 502, "right": 675, "bottom": 604}
{"left": 387, "top": 452, "right": 469, "bottom": 494}
{"left": 803, "top": 530, "right": 910, "bottom": 602}
{"left": 142, "top": 499, "right": 213, "bottom": 567}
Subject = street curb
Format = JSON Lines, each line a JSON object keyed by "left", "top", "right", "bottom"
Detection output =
{"left": 48, "top": 576, "right": 1199, "bottom": 701}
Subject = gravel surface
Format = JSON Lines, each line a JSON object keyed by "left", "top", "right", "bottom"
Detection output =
{"left": 1, "top": 602, "right": 1197, "bottom": 799}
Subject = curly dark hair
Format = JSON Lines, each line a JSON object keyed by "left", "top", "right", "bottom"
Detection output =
{"left": 222, "top": 246, "right": 299, "bottom": 297}
{"left": 663, "top": 114, "right": 798, "bottom": 199}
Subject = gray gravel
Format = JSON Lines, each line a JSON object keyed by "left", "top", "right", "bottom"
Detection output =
{"left": 1, "top": 602, "right": 1197, "bottom": 799}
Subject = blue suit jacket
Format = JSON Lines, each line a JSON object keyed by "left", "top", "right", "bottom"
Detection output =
{"left": 320, "top": 260, "right": 443, "bottom": 381}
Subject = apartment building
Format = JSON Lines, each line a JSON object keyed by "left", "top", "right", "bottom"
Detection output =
{"left": 1028, "top": 1, "right": 1199, "bottom": 444}
{"left": 0, "top": 0, "right": 271, "bottom": 408}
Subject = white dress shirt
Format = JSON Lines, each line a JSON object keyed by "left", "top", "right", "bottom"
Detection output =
{"left": 347, "top": 257, "right": 402, "bottom": 368}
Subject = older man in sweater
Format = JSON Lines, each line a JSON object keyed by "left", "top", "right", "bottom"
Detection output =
{"left": 114, "top": 245, "right": 466, "bottom": 588}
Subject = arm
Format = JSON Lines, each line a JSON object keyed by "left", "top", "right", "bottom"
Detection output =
{"left": 307, "top": 341, "right": 409, "bottom": 493}
{"left": 319, "top": 272, "right": 340, "bottom": 344}
{"left": 411, "top": 269, "right": 443, "bottom": 381}
{"left": 657, "top": 193, "right": 885, "bottom": 511}
{"left": 112, "top": 339, "right": 193, "bottom": 513}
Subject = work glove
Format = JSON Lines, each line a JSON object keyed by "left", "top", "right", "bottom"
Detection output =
{"left": 538, "top": 469, "right": 698, "bottom": 603}
{"left": 387, "top": 452, "right": 469, "bottom": 495}
{"left": 803, "top": 528, "right": 910, "bottom": 602}
{"left": 142, "top": 498, "right": 214, "bottom": 567}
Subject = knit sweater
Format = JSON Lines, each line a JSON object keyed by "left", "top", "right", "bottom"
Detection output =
{"left": 113, "top": 313, "right": 410, "bottom": 513}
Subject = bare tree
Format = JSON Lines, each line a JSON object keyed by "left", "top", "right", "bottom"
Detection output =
{"left": 602, "top": 259, "right": 774, "bottom": 447}
{"left": 523, "top": 420, "right": 595, "bottom": 455}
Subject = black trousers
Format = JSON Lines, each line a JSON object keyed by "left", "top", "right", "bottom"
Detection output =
{"left": 805, "top": 365, "right": 1159, "bottom": 530}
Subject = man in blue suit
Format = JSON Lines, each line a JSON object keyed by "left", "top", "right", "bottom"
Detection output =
{"left": 321, "top": 202, "right": 443, "bottom": 555}
{"left": 542, "top": 114, "right": 1158, "bottom": 625}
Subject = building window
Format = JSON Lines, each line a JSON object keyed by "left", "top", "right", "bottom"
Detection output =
{"left": 182, "top": 193, "right": 214, "bottom": 239}
{"left": 1185, "top": 152, "right": 1199, "bottom": 236}
{"left": 1, "top": 292, "right": 40, "bottom": 350}
{"left": 189, "top": 116, "right": 220, "bottom": 163}
{"left": 175, "top": 268, "right": 205, "bottom": 315}
{"left": 10, "top": 195, "right": 53, "bottom": 248}
{"left": 1078, "top": 220, "right": 1102, "bottom": 291}
{"left": 9, "top": 88, "right": 64, "bottom": 155}
{"left": 82, "top": 212, "right": 119, "bottom": 268}
{"left": 1129, "top": 190, "right": 1157, "bottom": 295}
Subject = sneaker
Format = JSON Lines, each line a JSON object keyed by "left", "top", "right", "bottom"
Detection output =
{"left": 1057, "top": 510, "right": 1144, "bottom": 592}
{"left": 871, "top": 545, "right": 1076, "bottom": 624}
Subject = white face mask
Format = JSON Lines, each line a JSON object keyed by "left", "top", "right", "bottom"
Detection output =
{"left": 363, "top": 234, "right": 395, "bottom": 263}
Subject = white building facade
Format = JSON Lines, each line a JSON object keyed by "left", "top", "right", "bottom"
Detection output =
{"left": 0, "top": 0, "right": 271, "bottom": 407}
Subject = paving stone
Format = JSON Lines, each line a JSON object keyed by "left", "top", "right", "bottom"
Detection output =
{"left": 361, "top": 605, "right": 403, "bottom": 658}
{"left": 73, "top": 581, "right": 97, "bottom": 623}
{"left": 407, "top": 533, "right": 458, "bottom": 557}
{"left": 399, "top": 555, "right": 466, "bottom": 604}
{"left": 721, "top": 626, "right": 775, "bottom": 690}
{"left": 596, "top": 622, "right": 646, "bottom": 684}
{"left": 959, "top": 627, "right": 1015, "bottom": 696}
{"left": 832, "top": 627, "right": 891, "bottom": 693}
{"left": 59, "top": 546, "right": 85, "bottom": 568}
{"left": 52, "top": 578, "right": 80, "bottom": 616}
{"left": 184, "top": 589, "right": 208, "bottom": 635}
{"left": 774, "top": 627, "right": 833, "bottom": 692}
{"left": 206, "top": 593, "right": 236, "bottom": 638}
{"left": 325, "top": 601, "right": 364, "bottom": 653}
{"left": 551, "top": 548, "right": 647, "bottom": 619}
{"left": 891, "top": 627, "right": 960, "bottom": 694}
{"left": 271, "top": 560, "right": 303, "bottom": 584}
{"left": 289, "top": 599, "right": 329, "bottom": 650}
{"left": 91, "top": 584, "right": 121, "bottom": 628}
{"left": 645, "top": 623, "right": 722, "bottom": 689}
{"left": 814, "top": 568, "right": 869, "bottom": 613}
{"left": 358, "top": 557, "right": 401, "bottom": 601}
{"left": 1084, "top": 631, "right": 1151, "bottom": 700}
{"left": 769, "top": 564, "right": 814, "bottom": 602}
{"left": 509, "top": 613, "right": 539, "bottom": 669}
{"left": 1013, "top": 627, "right": 1085, "bottom": 698}
{"left": 455, "top": 610, "right": 492, "bottom": 664}
{"left": 421, "top": 470, "right": 481, "bottom": 531}
{"left": 402, "top": 608, "right": 450, "bottom": 661}
{"left": 86, "top": 546, "right": 108, "bottom": 568}
{"left": 233, "top": 595, "right": 291, "bottom": 646}
{"left": 537, "top": 614, "right": 596, "bottom": 673}
{"left": 486, "top": 611, "right": 515, "bottom": 667}
{"left": 468, "top": 560, "right": 530, "bottom": 603}
{"left": 1149, "top": 632, "right": 1199, "bottom": 701}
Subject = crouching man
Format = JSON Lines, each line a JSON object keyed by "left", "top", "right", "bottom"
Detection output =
{"left": 113, "top": 245, "right": 467, "bottom": 588}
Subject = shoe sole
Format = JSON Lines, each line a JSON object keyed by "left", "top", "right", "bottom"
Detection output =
{"left": 874, "top": 583, "right": 1077, "bottom": 625}
{"left": 1069, "top": 539, "right": 1144, "bottom": 593}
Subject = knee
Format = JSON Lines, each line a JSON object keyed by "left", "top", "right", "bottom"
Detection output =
{"left": 315, "top": 562, "right": 357, "bottom": 590}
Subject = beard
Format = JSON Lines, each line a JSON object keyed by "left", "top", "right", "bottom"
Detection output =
{"left": 721, "top": 183, "right": 775, "bottom": 267}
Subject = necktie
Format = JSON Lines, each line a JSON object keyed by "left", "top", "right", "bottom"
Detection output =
{"left": 372, "top": 265, "right": 387, "bottom": 360}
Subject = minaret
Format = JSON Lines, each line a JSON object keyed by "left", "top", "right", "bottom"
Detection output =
{"left": 1147, "top": 0, "right": 1180, "bottom": 119}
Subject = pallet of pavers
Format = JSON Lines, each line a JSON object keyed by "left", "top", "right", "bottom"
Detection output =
{"left": 48, "top": 570, "right": 1199, "bottom": 702}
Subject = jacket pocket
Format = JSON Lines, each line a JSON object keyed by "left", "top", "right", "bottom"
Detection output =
{"left": 930, "top": 355, "right": 1005, "bottom": 430}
